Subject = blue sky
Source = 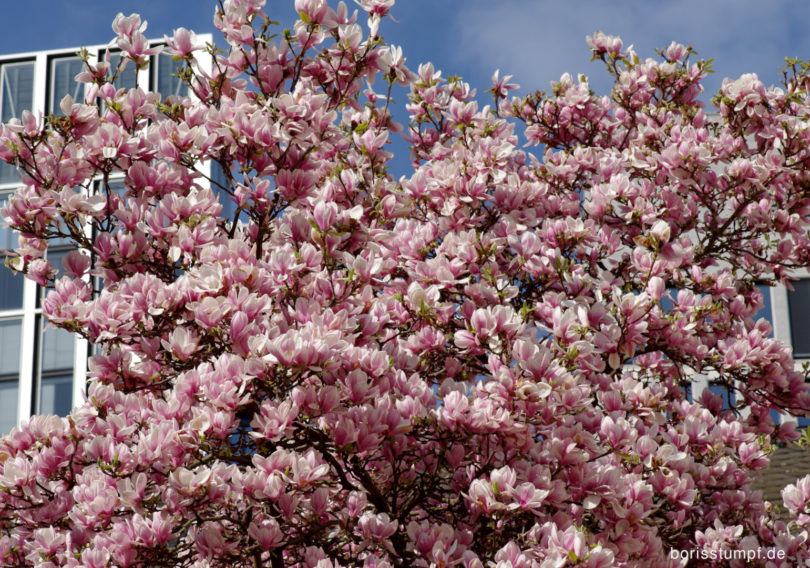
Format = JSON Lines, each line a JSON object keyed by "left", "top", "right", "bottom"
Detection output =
{"left": 2, "top": 0, "right": 808, "bottom": 100}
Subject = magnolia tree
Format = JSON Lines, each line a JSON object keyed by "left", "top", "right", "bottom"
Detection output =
{"left": 4, "top": 1, "right": 810, "bottom": 566}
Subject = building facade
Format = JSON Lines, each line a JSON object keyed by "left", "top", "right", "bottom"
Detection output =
{"left": 0, "top": 38, "right": 212, "bottom": 433}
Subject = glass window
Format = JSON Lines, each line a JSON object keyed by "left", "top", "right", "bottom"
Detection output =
{"left": 94, "top": 178, "right": 126, "bottom": 234}
{"left": 0, "top": 380, "right": 18, "bottom": 433}
{"left": 41, "top": 324, "right": 74, "bottom": 372}
{"left": 1, "top": 61, "right": 34, "bottom": 123}
{"left": 99, "top": 178, "right": 127, "bottom": 199}
{"left": 0, "top": 161, "right": 19, "bottom": 186}
{"left": 39, "top": 375, "right": 73, "bottom": 417}
{"left": 0, "top": 317, "right": 21, "bottom": 431}
{"left": 0, "top": 258, "right": 23, "bottom": 311}
{"left": 788, "top": 280, "right": 810, "bottom": 357}
{"left": 108, "top": 52, "right": 137, "bottom": 91}
{"left": 37, "top": 318, "right": 74, "bottom": 417}
{"left": 0, "top": 61, "right": 34, "bottom": 185}
{"left": 0, "top": 191, "right": 16, "bottom": 251}
{"left": 0, "top": 192, "right": 23, "bottom": 311}
{"left": 0, "top": 318, "right": 22, "bottom": 376}
{"left": 49, "top": 56, "right": 85, "bottom": 117}
{"left": 39, "top": 247, "right": 75, "bottom": 304}
{"left": 155, "top": 53, "right": 187, "bottom": 98}
{"left": 48, "top": 217, "right": 76, "bottom": 248}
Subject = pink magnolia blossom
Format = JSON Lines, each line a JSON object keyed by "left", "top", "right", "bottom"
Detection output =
{"left": 165, "top": 27, "right": 198, "bottom": 57}
{"left": 2, "top": 1, "right": 810, "bottom": 566}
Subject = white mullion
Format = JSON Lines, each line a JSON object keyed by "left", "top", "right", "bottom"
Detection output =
{"left": 16, "top": 52, "right": 48, "bottom": 425}
{"left": 72, "top": 184, "right": 97, "bottom": 410}
{"left": 770, "top": 283, "right": 799, "bottom": 426}
{"left": 67, "top": 47, "right": 98, "bottom": 413}
{"left": 187, "top": 36, "right": 215, "bottom": 195}
{"left": 137, "top": 59, "right": 149, "bottom": 93}
{"left": 762, "top": 285, "right": 794, "bottom": 426}
{"left": 770, "top": 284, "right": 791, "bottom": 348}
{"left": 71, "top": 325, "right": 89, "bottom": 410}
{"left": 691, "top": 374, "right": 708, "bottom": 403}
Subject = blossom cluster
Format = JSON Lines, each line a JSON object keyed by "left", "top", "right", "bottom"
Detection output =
{"left": 1, "top": 2, "right": 810, "bottom": 567}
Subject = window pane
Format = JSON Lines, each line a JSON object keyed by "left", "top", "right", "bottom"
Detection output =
{"left": 47, "top": 217, "right": 75, "bottom": 248}
{"left": 156, "top": 53, "right": 186, "bottom": 98}
{"left": 0, "top": 193, "right": 22, "bottom": 310}
{"left": 0, "top": 259, "right": 23, "bottom": 311}
{"left": 0, "top": 191, "right": 15, "bottom": 251}
{"left": 99, "top": 178, "right": 127, "bottom": 200}
{"left": 0, "top": 318, "right": 21, "bottom": 375}
{"left": 109, "top": 53, "right": 137, "bottom": 91}
{"left": 37, "top": 317, "right": 74, "bottom": 417}
{"left": 1, "top": 61, "right": 34, "bottom": 122}
{"left": 0, "top": 380, "right": 17, "bottom": 433}
{"left": 788, "top": 280, "right": 810, "bottom": 357}
{"left": 108, "top": 178, "right": 127, "bottom": 193}
{"left": 0, "top": 162, "right": 20, "bottom": 185}
{"left": 41, "top": 323, "right": 74, "bottom": 372}
{"left": 50, "top": 57, "right": 85, "bottom": 116}
{"left": 39, "top": 248, "right": 74, "bottom": 303}
{"left": 0, "top": 62, "right": 34, "bottom": 185}
{"left": 39, "top": 374, "right": 72, "bottom": 417}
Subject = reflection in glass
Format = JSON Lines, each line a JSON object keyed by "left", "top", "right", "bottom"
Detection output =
{"left": 40, "top": 375, "right": 72, "bottom": 417}
{"left": 39, "top": 244, "right": 85, "bottom": 307}
{"left": 0, "top": 162, "right": 19, "bottom": 185}
{"left": 0, "top": 193, "right": 23, "bottom": 310}
{"left": 48, "top": 210, "right": 77, "bottom": 248}
{"left": 0, "top": 261, "right": 23, "bottom": 311}
{"left": 39, "top": 248, "right": 73, "bottom": 304}
{"left": 108, "top": 53, "right": 137, "bottom": 91}
{"left": 50, "top": 57, "right": 85, "bottom": 117}
{"left": 0, "top": 318, "right": 21, "bottom": 375}
{"left": 0, "top": 319, "right": 21, "bottom": 431}
{"left": 788, "top": 280, "right": 810, "bottom": 357}
{"left": 156, "top": 53, "right": 186, "bottom": 98}
{"left": 1, "top": 61, "right": 34, "bottom": 123}
{"left": 0, "top": 192, "right": 15, "bottom": 250}
{"left": 37, "top": 319, "right": 74, "bottom": 417}
{"left": 41, "top": 324, "right": 74, "bottom": 372}
{"left": 98, "top": 178, "right": 127, "bottom": 204}
{"left": 0, "top": 61, "right": 34, "bottom": 184}
{"left": 0, "top": 380, "right": 17, "bottom": 433}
